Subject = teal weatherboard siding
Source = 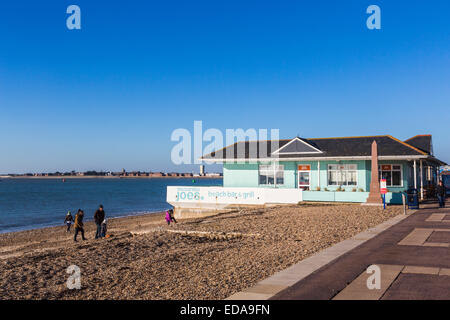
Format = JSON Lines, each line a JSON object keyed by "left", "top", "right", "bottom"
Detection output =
{"left": 224, "top": 160, "right": 371, "bottom": 190}
{"left": 223, "top": 163, "right": 259, "bottom": 187}
{"left": 282, "top": 162, "right": 297, "bottom": 188}
{"left": 222, "top": 160, "right": 411, "bottom": 204}
{"left": 377, "top": 160, "right": 410, "bottom": 192}
{"left": 223, "top": 162, "right": 297, "bottom": 188}
{"left": 302, "top": 191, "right": 399, "bottom": 204}
{"left": 302, "top": 191, "right": 370, "bottom": 202}
{"left": 313, "top": 160, "right": 368, "bottom": 191}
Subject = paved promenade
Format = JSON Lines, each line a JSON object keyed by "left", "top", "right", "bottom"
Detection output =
{"left": 227, "top": 201, "right": 450, "bottom": 300}
{"left": 273, "top": 202, "right": 450, "bottom": 300}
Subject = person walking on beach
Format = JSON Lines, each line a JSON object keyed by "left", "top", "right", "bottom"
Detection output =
{"left": 165, "top": 210, "right": 171, "bottom": 225}
{"left": 64, "top": 211, "right": 73, "bottom": 232}
{"left": 436, "top": 180, "right": 447, "bottom": 208}
{"left": 73, "top": 209, "right": 86, "bottom": 242}
{"left": 94, "top": 205, "right": 105, "bottom": 239}
{"left": 100, "top": 218, "right": 107, "bottom": 238}
{"left": 169, "top": 209, "right": 177, "bottom": 224}
{"left": 165, "top": 209, "right": 177, "bottom": 225}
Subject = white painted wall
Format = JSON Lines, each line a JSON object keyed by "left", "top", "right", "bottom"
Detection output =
{"left": 167, "top": 186, "right": 302, "bottom": 209}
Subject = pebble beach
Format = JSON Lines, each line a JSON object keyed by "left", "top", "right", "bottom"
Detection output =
{"left": 0, "top": 203, "right": 403, "bottom": 299}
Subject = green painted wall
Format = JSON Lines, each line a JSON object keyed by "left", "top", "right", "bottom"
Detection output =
{"left": 370, "top": 160, "right": 410, "bottom": 193}
{"left": 223, "top": 159, "right": 411, "bottom": 203}
{"left": 223, "top": 163, "right": 259, "bottom": 187}
{"left": 302, "top": 191, "right": 402, "bottom": 204}
{"left": 303, "top": 190, "right": 370, "bottom": 202}
{"left": 311, "top": 160, "right": 367, "bottom": 191}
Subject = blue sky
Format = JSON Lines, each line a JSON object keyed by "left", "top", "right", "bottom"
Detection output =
{"left": 0, "top": 0, "right": 449, "bottom": 174}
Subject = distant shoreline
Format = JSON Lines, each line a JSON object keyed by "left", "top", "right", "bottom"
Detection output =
{"left": 0, "top": 209, "right": 166, "bottom": 235}
{"left": 1, "top": 175, "right": 222, "bottom": 180}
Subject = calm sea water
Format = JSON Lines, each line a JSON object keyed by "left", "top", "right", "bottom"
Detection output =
{"left": 0, "top": 178, "right": 222, "bottom": 233}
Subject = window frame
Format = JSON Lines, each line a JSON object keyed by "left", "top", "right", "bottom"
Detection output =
{"left": 327, "top": 163, "right": 358, "bottom": 187}
{"left": 258, "top": 163, "right": 285, "bottom": 186}
{"left": 379, "top": 164, "right": 403, "bottom": 187}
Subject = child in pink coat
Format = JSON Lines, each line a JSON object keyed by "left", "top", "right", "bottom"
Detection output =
{"left": 165, "top": 210, "right": 171, "bottom": 225}
{"left": 165, "top": 209, "right": 177, "bottom": 225}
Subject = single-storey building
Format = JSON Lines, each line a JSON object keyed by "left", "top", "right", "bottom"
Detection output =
{"left": 167, "top": 134, "right": 446, "bottom": 217}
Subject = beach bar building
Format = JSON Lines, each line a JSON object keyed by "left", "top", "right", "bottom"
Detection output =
{"left": 167, "top": 135, "right": 446, "bottom": 218}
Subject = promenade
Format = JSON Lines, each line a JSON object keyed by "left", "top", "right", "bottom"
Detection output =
{"left": 228, "top": 201, "right": 450, "bottom": 300}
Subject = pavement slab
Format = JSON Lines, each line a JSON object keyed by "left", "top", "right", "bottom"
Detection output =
{"left": 381, "top": 274, "right": 450, "bottom": 300}
{"left": 226, "top": 207, "right": 412, "bottom": 300}
{"left": 271, "top": 202, "right": 450, "bottom": 300}
{"left": 333, "top": 264, "right": 404, "bottom": 300}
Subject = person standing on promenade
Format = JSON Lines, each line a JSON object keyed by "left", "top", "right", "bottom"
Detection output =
{"left": 64, "top": 211, "right": 73, "bottom": 232}
{"left": 94, "top": 205, "right": 105, "bottom": 239}
{"left": 74, "top": 209, "right": 86, "bottom": 242}
{"left": 436, "top": 180, "right": 447, "bottom": 208}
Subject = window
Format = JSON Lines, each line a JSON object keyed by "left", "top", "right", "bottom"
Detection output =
{"left": 259, "top": 163, "right": 284, "bottom": 185}
{"left": 327, "top": 164, "right": 358, "bottom": 186}
{"left": 379, "top": 164, "right": 402, "bottom": 187}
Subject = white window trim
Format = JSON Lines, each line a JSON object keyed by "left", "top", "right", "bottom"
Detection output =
{"left": 297, "top": 170, "right": 311, "bottom": 189}
{"left": 379, "top": 164, "right": 403, "bottom": 187}
{"left": 272, "top": 137, "right": 323, "bottom": 155}
{"left": 327, "top": 164, "right": 358, "bottom": 187}
{"left": 258, "top": 163, "right": 284, "bottom": 187}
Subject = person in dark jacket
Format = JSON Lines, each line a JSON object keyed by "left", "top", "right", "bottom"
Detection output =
{"left": 64, "top": 211, "right": 73, "bottom": 232}
{"left": 74, "top": 209, "right": 86, "bottom": 241}
{"left": 168, "top": 209, "right": 177, "bottom": 224}
{"left": 436, "top": 180, "right": 447, "bottom": 208}
{"left": 94, "top": 205, "right": 105, "bottom": 239}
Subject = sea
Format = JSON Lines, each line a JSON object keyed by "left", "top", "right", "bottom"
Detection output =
{"left": 0, "top": 177, "right": 222, "bottom": 234}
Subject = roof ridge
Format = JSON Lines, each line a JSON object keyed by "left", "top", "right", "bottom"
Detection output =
{"left": 308, "top": 135, "right": 388, "bottom": 140}
{"left": 202, "top": 139, "right": 292, "bottom": 158}
{"left": 202, "top": 135, "right": 432, "bottom": 158}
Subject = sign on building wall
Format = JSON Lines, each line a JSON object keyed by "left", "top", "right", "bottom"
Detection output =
{"left": 167, "top": 186, "right": 302, "bottom": 207}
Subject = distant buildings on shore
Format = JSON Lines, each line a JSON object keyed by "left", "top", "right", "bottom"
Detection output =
{"left": 3, "top": 169, "right": 222, "bottom": 178}
{"left": 200, "top": 165, "right": 205, "bottom": 176}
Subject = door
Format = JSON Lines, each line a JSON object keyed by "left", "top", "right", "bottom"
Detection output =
{"left": 298, "top": 165, "right": 311, "bottom": 190}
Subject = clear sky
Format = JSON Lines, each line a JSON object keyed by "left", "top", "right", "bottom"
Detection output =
{"left": 1, "top": 1, "right": 449, "bottom": 174}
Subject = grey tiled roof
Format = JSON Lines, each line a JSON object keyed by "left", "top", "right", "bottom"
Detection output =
{"left": 202, "top": 135, "right": 430, "bottom": 160}
{"left": 404, "top": 135, "right": 432, "bottom": 154}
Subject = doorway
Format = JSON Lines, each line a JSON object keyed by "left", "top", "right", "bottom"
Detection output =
{"left": 298, "top": 165, "right": 311, "bottom": 190}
